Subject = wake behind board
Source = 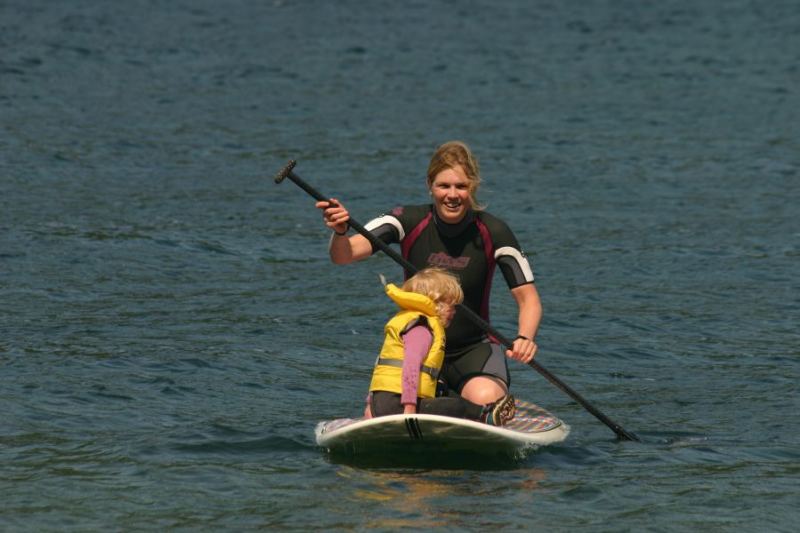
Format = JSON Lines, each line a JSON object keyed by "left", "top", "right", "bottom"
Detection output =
{"left": 316, "top": 399, "right": 569, "bottom": 460}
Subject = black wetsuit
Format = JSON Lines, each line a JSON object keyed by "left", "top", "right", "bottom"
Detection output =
{"left": 365, "top": 205, "right": 535, "bottom": 392}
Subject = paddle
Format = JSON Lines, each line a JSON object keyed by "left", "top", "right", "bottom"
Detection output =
{"left": 274, "top": 160, "right": 640, "bottom": 442}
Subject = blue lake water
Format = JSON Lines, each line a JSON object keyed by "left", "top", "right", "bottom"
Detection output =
{"left": 2, "top": 0, "right": 799, "bottom": 530}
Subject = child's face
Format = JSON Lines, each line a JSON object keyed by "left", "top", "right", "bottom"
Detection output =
{"left": 441, "top": 302, "right": 457, "bottom": 327}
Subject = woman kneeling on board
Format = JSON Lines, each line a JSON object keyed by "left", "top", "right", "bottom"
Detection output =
{"left": 317, "top": 141, "right": 540, "bottom": 410}
{"left": 368, "top": 267, "right": 516, "bottom": 426}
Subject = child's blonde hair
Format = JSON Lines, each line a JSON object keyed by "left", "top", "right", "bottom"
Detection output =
{"left": 402, "top": 267, "right": 464, "bottom": 323}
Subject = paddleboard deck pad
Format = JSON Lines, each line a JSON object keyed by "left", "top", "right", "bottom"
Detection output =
{"left": 316, "top": 399, "right": 569, "bottom": 459}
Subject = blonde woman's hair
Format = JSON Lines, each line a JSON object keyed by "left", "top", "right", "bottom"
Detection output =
{"left": 426, "top": 140, "right": 485, "bottom": 211}
{"left": 402, "top": 267, "right": 464, "bottom": 323}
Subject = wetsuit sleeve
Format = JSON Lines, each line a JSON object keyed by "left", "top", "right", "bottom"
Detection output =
{"left": 363, "top": 205, "right": 426, "bottom": 254}
{"left": 490, "top": 218, "right": 535, "bottom": 288}
{"left": 399, "top": 324, "right": 433, "bottom": 406}
{"left": 363, "top": 212, "right": 403, "bottom": 253}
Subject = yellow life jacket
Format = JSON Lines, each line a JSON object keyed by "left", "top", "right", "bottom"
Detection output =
{"left": 368, "top": 283, "right": 445, "bottom": 399}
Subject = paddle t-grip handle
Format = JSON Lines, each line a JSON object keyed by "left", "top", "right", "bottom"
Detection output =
{"left": 274, "top": 160, "right": 297, "bottom": 184}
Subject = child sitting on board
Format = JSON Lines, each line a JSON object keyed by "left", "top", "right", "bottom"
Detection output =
{"left": 367, "top": 267, "right": 516, "bottom": 426}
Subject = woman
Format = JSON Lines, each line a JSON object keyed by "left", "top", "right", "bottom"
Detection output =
{"left": 316, "top": 141, "right": 541, "bottom": 407}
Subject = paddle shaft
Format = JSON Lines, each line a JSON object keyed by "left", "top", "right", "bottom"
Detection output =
{"left": 274, "top": 160, "right": 640, "bottom": 442}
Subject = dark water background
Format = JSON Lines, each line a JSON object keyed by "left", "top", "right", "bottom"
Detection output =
{"left": 2, "top": 0, "right": 798, "bottom": 530}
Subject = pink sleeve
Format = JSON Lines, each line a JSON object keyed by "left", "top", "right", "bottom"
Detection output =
{"left": 400, "top": 324, "right": 434, "bottom": 406}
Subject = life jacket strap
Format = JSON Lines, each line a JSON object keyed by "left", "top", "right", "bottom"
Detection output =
{"left": 376, "top": 358, "right": 439, "bottom": 379}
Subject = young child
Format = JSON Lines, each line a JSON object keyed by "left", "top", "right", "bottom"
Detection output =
{"left": 367, "top": 267, "right": 516, "bottom": 426}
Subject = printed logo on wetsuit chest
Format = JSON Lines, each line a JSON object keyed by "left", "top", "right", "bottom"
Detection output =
{"left": 427, "top": 252, "right": 470, "bottom": 270}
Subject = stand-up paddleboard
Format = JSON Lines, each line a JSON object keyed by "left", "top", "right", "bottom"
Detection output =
{"left": 316, "top": 399, "right": 569, "bottom": 459}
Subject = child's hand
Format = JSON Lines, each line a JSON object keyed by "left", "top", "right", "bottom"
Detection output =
{"left": 403, "top": 404, "right": 417, "bottom": 415}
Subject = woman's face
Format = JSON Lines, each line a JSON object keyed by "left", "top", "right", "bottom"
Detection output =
{"left": 430, "top": 165, "right": 471, "bottom": 224}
